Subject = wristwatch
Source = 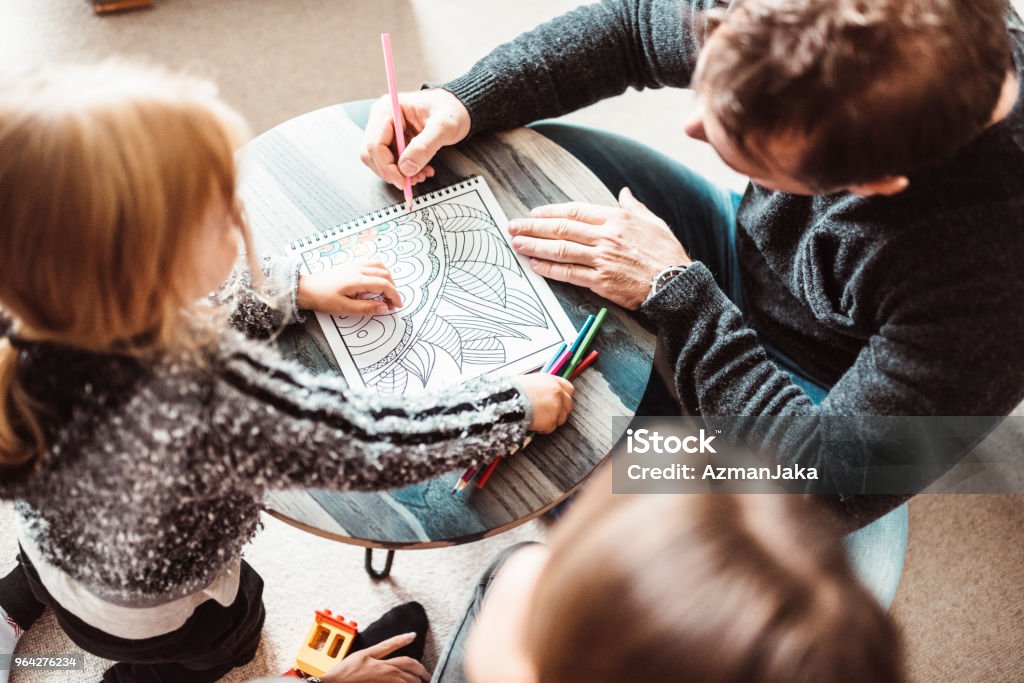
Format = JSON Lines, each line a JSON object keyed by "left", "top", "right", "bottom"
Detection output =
{"left": 648, "top": 264, "right": 690, "bottom": 300}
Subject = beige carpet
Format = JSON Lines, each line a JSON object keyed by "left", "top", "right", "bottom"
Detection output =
{"left": 3, "top": 1, "right": 1024, "bottom": 681}
{"left": 0, "top": 504, "right": 547, "bottom": 680}
{"left": 891, "top": 495, "right": 1024, "bottom": 682}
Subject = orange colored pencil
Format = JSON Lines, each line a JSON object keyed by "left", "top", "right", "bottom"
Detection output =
{"left": 475, "top": 456, "right": 504, "bottom": 488}
{"left": 569, "top": 350, "right": 599, "bottom": 380}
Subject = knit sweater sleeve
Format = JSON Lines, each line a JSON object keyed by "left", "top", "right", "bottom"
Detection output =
{"left": 440, "top": 0, "right": 718, "bottom": 135}
{"left": 219, "top": 255, "right": 304, "bottom": 339}
{"left": 207, "top": 338, "right": 532, "bottom": 492}
{"left": 640, "top": 256, "right": 1022, "bottom": 502}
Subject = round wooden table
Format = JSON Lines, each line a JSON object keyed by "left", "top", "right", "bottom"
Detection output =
{"left": 238, "top": 103, "right": 655, "bottom": 575}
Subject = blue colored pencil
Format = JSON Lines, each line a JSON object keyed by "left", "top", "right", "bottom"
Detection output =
{"left": 540, "top": 342, "right": 567, "bottom": 373}
{"left": 567, "top": 315, "right": 595, "bottom": 358}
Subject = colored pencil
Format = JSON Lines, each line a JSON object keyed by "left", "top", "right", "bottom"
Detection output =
{"left": 474, "top": 312, "right": 608, "bottom": 491}
{"left": 567, "top": 315, "right": 595, "bottom": 356}
{"left": 474, "top": 455, "right": 503, "bottom": 488}
{"left": 562, "top": 308, "right": 607, "bottom": 378}
{"left": 380, "top": 33, "right": 415, "bottom": 212}
{"left": 547, "top": 348, "right": 573, "bottom": 377}
{"left": 451, "top": 466, "right": 477, "bottom": 495}
{"left": 541, "top": 342, "right": 567, "bottom": 373}
{"left": 461, "top": 342, "right": 567, "bottom": 492}
{"left": 569, "top": 350, "right": 599, "bottom": 380}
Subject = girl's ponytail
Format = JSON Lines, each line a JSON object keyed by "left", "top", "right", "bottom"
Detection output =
{"left": 0, "top": 338, "right": 45, "bottom": 471}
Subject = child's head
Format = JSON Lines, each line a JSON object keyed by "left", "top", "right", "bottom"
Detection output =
{"left": 688, "top": 0, "right": 1012, "bottom": 194}
{"left": 0, "top": 60, "right": 252, "bottom": 351}
{"left": 0, "top": 61, "right": 253, "bottom": 468}
{"left": 524, "top": 488, "right": 903, "bottom": 683}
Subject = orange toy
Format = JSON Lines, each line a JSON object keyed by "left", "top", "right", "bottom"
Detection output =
{"left": 283, "top": 609, "right": 359, "bottom": 678}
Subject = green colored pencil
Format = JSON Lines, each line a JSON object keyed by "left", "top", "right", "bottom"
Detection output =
{"left": 561, "top": 307, "right": 607, "bottom": 379}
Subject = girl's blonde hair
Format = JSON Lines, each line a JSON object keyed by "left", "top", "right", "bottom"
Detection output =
{"left": 0, "top": 61, "right": 257, "bottom": 471}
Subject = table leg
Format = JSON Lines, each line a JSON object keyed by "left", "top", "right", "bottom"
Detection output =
{"left": 364, "top": 548, "right": 396, "bottom": 580}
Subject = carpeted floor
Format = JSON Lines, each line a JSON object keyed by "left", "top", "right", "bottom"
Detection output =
{"left": 2, "top": 1, "right": 1023, "bottom": 681}
{"left": 0, "top": 504, "right": 547, "bottom": 680}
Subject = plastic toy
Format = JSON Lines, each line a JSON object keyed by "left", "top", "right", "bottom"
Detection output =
{"left": 283, "top": 609, "right": 359, "bottom": 678}
{"left": 91, "top": 0, "right": 154, "bottom": 14}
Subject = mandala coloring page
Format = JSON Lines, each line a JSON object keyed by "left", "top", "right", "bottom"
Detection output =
{"left": 294, "top": 178, "right": 576, "bottom": 395}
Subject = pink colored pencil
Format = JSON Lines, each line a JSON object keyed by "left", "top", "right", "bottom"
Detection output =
{"left": 380, "top": 33, "right": 414, "bottom": 211}
{"left": 548, "top": 348, "right": 573, "bottom": 376}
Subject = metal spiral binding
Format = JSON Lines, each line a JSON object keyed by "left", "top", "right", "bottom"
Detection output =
{"left": 289, "top": 176, "right": 481, "bottom": 251}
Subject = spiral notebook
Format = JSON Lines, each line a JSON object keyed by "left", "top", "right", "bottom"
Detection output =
{"left": 285, "top": 176, "right": 577, "bottom": 396}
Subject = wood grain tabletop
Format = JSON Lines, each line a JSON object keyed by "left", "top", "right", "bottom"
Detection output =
{"left": 239, "top": 103, "right": 655, "bottom": 550}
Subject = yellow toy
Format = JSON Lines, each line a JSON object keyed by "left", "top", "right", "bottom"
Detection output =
{"left": 285, "top": 609, "right": 359, "bottom": 678}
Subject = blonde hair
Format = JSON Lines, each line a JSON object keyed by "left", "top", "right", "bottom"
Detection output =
{"left": 526, "top": 484, "right": 904, "bottom": 683}
{"left": 0, "top": 60, "right": 257, "bottom": 470}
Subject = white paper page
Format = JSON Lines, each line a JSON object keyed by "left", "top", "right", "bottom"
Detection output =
{"left": 289, "top": 176, "right": 577, "bottom": 396}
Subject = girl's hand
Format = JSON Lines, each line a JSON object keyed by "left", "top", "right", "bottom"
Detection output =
{"left": 322, "top": 632, "right": 429, "bottom": 682}
{"left": 518, "top": 374, "right": 575, "bottom": 433}
{"left": 297, "top": 260, "right": 403, "bottom": 316}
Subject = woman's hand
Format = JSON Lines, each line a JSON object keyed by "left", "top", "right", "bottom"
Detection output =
{"left": 297, "top": 260, "right": 403, "bottom": 316}
{"left": 508, "top": 187, "right": 692, "bottom": 310}
{"left": 518, "top": 374, "right": 575, "bottom": 433}
{"left": 321, "top": 632, "right": 429, "bottom": 683}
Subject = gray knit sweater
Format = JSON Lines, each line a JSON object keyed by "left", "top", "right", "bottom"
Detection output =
{"left": 0, "top": 257, "right": 529, "bottom": 605}
{"left": 442, "top": 1, "right": 1024, "bottom": 508}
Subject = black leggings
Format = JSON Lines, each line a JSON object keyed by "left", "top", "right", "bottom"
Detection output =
{"left": 2, "top": 550, "right": 428, "bottom": 682}
{"left": 7, "top": 549, "right": 264, "bottom": 682}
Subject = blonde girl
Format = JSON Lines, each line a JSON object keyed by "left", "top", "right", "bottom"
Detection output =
{"left": 0, "top": 61, "right": 572, "bottom": 683}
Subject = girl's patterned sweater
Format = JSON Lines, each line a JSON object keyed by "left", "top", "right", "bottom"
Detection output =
{"left": 0, "top": 257, "right": 529, "bottom": 608}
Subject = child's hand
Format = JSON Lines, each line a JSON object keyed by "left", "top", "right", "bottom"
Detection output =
{"left": 297, "top": 260, "right": 403, "bottom": 316}
{"left": 322, "top": 632, "right": 428, "bottom": 682}
{"left": 518, "top": 374, "right": 574, "bottom": 433}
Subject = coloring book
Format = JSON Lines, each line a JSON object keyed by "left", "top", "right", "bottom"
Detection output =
{"left": 285, "top": 176, "right": 576, "bottom": 396}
